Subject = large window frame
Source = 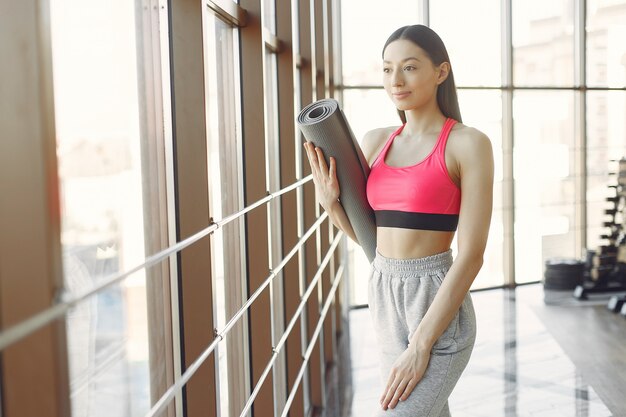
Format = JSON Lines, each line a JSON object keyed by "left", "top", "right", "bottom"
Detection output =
{"left": 340, "top": 0, "right": 626, "bottom": 292}
{"left": 0, "top": 1, "right": 350, "bottom": 417}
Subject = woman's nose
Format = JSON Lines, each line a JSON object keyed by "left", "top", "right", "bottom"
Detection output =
{"left": 392, "top": 72, "right": 404, "bottom": 86}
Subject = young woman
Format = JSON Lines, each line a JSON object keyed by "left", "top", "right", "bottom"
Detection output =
{"left": 304, "top": 24, "right": 493, "bottom": 416}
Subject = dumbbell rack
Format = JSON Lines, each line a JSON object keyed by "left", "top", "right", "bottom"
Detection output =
{"left": 574, "top": 158, "right": 626, "bottom": 310}
{"left": 608, "top": 158, "right": 626, "bottom": 315}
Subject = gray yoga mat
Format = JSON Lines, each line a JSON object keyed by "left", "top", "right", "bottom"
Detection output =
{"left": 297, "top": 98, "right": 377, "bottom": 263}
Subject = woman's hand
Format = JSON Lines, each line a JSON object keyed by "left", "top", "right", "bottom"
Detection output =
{"left": 380, "top": 346, "right": 431, "bottom": 410}
{"left": 303, "top": 142, "right": 340, "bottom": 209}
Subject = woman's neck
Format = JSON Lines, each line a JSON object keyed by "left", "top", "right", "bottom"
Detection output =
{"left": 402, "top": 102, "right": 446, "bottom": 137}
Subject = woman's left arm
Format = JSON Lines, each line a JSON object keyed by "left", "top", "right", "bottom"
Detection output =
{"left": 409, "top": 129, "right": 494, "bottom": 352}
{"left": 379, "top": 129, "right": 494, "bottom": 410}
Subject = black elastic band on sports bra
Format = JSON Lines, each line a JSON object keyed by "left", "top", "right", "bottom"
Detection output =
{"left": 375, "top": 210, "right": 459, "bottom": 232}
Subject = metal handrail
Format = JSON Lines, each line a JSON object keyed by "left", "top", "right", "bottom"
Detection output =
{"left": 220, "top": 212, "right": 328, "bottom": 339}
{"left": 238, "top": 233, "right": 342, "bottom": 417}
{"left": 0, "top": 175, "right": 313, "bottom": 351}
{"left": 144, "top": 229, "right": 342, "bottom": 417}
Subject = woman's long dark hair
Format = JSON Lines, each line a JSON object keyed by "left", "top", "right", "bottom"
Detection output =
{"left": 382, "top": 25, "right": 462, "bottom": 123}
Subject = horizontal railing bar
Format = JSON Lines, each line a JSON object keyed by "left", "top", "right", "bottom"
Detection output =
{"left": 0, "top": 303, "right": 67, "bottom": 353}
{"left": 218, "top": 175, "right": 311, "bottom": 227}
{"left": 146, "top": 212, "right": 342, "bottom": 417}
{"left": 280, "top": 264, "right": 345, "bottom": 417}
{"left": 0, "top": 175, "right": 313, "bottom": 351}
{"left": 273, "top": 231, "right": 338, "bottom": 353}
{"left": 145, "top": 336, "right": 220, "bottom": 417}
{"left": 242, "top": 351, "right": 279, "bottom": 417}
{"left": 220, "top": 212, "right": 328, "bottom": 338}
{"left": 238, "top": 233, "right": 343, "bottom": 417}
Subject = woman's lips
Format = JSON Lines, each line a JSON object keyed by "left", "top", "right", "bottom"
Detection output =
{"left": 393, "top": 92, "right": 411, "bottom": 99}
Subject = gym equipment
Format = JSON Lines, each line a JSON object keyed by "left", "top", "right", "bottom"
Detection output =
{"left": 297, "top": 99, "right": 377, "bottom": 263}
{"left": 607, "top": 295, "right": 626, "bottom": 312}
{"left": 592, "top": 254, "right": 617, "bottom": 267}
{"left": 543, "top": 259, "right": 585, "bottom": 290}
{"left": 574, "top": 158, "right": 626, "bottom": 302}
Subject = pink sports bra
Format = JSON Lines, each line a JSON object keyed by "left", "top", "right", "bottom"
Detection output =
{"left": 366, "top": 118, "right": 461, "bottom": 231}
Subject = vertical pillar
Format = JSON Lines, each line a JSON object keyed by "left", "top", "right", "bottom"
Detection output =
{"left": 277, "top": 0, "right": 307, "bottom": 416}
{"left": 169, "top": 0, "right": 216, "bottom": 415}
{"left": 239, "top": 0, "right": 274, "bottom": 414}
{"left": 300, "top": 0, "right": 324, "bottom": 412}
{"left": 502, "top": 0, "right": 515, "bottom": 286}
{"left": 574, "top": 0, "right": 587, "bottom": 254}
{"left": 0, "top": 1, "right": 70, "bottom": 416}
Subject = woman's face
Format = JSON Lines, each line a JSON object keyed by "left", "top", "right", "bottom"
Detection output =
{"left": 382, "top": 39, "right": 447, "bottom": 113}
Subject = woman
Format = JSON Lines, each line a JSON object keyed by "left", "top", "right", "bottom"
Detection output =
{"left": 304, "top": 24, "right": 493, "bottom": 416}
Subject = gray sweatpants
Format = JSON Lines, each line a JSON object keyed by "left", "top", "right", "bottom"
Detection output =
{"left": 367, "top": 248, "right": 477, "bottom": 417}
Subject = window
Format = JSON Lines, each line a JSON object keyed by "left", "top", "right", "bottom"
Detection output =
{"left": 50, "top": 0, "right": 155, "bottom": 415}
{"left": 514, "top": 92, "right": 578, "bottom": 283}
{"left": 457, "top": 90, "right": 504, "bottom": 288}
{"left": 513, "top": 0, "right": 575, "bottom": 86}
{"left": 262, "top": 0, "right": 289, "bottom": 408}
{"left": 340, "top": 0, "right": 420, "bottom": 86}
{"left": 587, "top": 0, "right": 626, "bottom": 88}
{"left": 430, "top": 0, "right": 501, "bottom": 87}
{"left": 204, "top": 10, "right": 245, "bottom": 417}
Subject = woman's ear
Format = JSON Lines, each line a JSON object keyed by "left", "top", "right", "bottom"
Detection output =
{"left": 436, "top": 62, "right": 450, "bottom": 85}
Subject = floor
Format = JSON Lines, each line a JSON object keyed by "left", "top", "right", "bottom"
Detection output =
{"left": 349, "top": 283, "right": 622, "bottom": 417}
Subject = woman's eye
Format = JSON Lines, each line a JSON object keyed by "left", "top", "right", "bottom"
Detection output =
{"left": 404, "top": 66, "right": 416, "bottom": 71}
{"left": 383, "top": 68, "right": 390, "bottom": 73}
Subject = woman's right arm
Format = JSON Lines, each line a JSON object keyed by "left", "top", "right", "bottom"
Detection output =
{"left": 303, "top": 141, "right": 360, "bottom": 244}
{"left": 303, "top": 129, "right": 384, "bottom": 246}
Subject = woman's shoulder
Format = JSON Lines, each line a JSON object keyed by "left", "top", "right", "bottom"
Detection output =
{"left": 448, "top": 122, "right": 493, "bottom": 161}
{"left": 360, "top": 126, "right": 399, "bottom": 166}
{"left": 449, "top": 121, "right": 488, "bottom": 139}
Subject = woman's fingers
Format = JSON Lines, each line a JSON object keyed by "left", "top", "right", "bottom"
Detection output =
{"left": 304, "top": 143, "right": 320, "bottom": 178}
{"left": 381, "top": 373, "right": 401, "bottom": 409}
{"left": 382, "top": 376, "right": 416, "bottom": 410}
{"left": 329, "top": 156, "right": 336, "bottom": 181}
{"left": 302, "top": 142, "right": 340, "bottom": 207}
{"left": 388, "top": 378, "right": 412, "bottom": 409}
{"left": 315, "top": 147, "right": 329, "bottom": 176}
{"left": 380, "top": 370, "right": 395, "bottom": 404}
{"left": 399, "top": 378, "right": 417, "bottom": 401}
{"left": 305, "top": 142, "right": 335, "bottom": 181}
{"left": 381, "top": 372, "right": 419, "bottom": 409}
{"left": 305, "top": 143, "right": 338, "bottom": 186}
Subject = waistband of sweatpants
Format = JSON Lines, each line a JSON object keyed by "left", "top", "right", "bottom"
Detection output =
{"left": 373, "top": 247, "right": 453, "bottom": 274}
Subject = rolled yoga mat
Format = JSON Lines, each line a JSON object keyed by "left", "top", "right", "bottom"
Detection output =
{"left": 297, "top": 98, "right": 377, "bottom": 263}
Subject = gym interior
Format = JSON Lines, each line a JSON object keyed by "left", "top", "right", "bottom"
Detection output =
{"left": 1, "top": 0, "right": 625, "bottom": 416}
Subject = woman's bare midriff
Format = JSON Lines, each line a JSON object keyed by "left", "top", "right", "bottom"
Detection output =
{"left": 376, "top": 227, "right": 455, "bottom": 259}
